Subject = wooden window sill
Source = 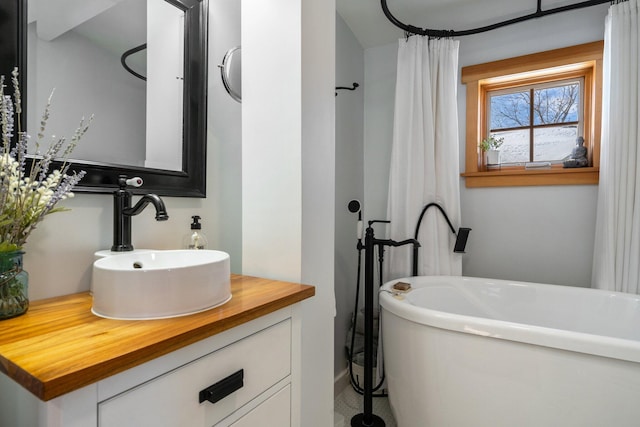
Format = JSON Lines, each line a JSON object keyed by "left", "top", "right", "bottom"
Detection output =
{"left": 462, "top": 167, "right": 599, "bottom": 187}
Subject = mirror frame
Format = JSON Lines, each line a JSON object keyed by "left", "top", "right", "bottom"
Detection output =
{"left": 1, "top": 0, "right": 208, "bottom": 197}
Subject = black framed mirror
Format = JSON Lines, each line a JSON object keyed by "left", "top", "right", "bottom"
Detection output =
{"left": 0, "top": 0, "right": 208, "bottom": 197}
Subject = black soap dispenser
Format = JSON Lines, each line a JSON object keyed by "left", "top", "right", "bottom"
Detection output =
{"left": 183, "top": 215, "right": 208, "bottom": 250}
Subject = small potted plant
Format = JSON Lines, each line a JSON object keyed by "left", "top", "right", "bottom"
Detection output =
{"left": 480, "top": 135, "right": 504, "bottom": 165}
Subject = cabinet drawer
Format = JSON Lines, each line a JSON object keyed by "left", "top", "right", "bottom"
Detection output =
{"left": 228, "top": 384, "right": 290, "bottom": 427}
{"left": 98, "top": 319, "right": 291, "bottom": 427}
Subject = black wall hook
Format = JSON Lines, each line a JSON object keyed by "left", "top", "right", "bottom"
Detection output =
{"left": 335, "top": 82, "right": 359, "bottom": 96}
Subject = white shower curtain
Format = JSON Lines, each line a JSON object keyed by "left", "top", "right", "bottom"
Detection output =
{"left": 386, "top": 37, "right": 462, "bottom": 279}
{"left": 592, "top": 0, "right": 640, "bottom": 293}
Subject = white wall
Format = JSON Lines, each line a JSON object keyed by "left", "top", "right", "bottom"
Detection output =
{"left": 300, "top": 0, "right": 336, "bottom": 421}
{"left": 242, "top": 0, "right": 302, "bottom": 281}
{"left": 363, "top": 4, "right": 609, "bottom": 287}
{"left": 334, "top": 13, "right": 365, "bottom": 378}
{"left": 242, "top": 0, "right": 335, "bottom": 425}
{"left": 210, "top": 0, "right": 242, "bottom": 273}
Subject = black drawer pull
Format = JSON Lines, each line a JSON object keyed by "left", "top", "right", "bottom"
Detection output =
{"left": 199, "top": 369, "right": 244, "bottom": 404}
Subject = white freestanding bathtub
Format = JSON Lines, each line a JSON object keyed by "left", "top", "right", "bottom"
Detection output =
{"left": 379, "top": 276, "right": 640, "bottom": 427}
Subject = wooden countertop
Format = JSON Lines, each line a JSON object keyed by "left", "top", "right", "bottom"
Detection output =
{"left": 0, "top": 275, "right": 314, "bottom": 401}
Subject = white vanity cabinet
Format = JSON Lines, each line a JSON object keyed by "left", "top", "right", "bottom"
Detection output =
{"left": 0, "top": 306, "right": 302, "bottom": 427}
{"left": 98, "top": 316, "right": 292, "bottom": 426}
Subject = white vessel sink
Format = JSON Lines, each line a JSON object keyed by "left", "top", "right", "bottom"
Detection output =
{"left": 92, "top": 250, "right": 231, "bottom": 320}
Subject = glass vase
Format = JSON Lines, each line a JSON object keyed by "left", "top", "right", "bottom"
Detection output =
{"left": 0, "top": 251, "right": 29, "bottom": 320}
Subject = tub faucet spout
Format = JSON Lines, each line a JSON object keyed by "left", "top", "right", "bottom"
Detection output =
{"left": 112, "top": 175, "right": 169, "bottom": 252}
{"left": 369, "top": 233, "right": 421, "bottom": 277}
{"left": 376, "top": 237, "right": 420, "bottom": 248}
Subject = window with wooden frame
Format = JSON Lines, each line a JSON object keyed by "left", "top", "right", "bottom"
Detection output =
{"left": 461, "top": 41, "right": 603, "bottom": 187}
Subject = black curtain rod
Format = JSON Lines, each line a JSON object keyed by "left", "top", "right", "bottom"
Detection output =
{"left": 121, "top": 43, "right": 147, "bottom": 81}
{"left": 381, "top": 0, "right": 612, "bottom": 38}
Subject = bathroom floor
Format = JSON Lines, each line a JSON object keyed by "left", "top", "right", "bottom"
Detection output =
{"left": 334, "top": 385, "right": 397, "bottom": 427}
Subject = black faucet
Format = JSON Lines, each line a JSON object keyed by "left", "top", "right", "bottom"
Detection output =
{"left": 111, "top": 175, "right": 169, "bottom": 251}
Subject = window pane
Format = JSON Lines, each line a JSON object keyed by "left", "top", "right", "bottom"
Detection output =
{"left": 533, "top": 126, "right": 578, "bottom": 161}
{"left": 532, "top": 83, "right": 579, "bottom": 125}
{"left": 492, "top": 129, "right": 530, "bottom": 163}
{"left": 490, "top": 91, "right": 530, "bottom": 129}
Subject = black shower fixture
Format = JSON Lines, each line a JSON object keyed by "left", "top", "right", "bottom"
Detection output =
{"left": 412, "top": 202, "right": 470, "bottom": 275}
{"left": 348, "top": 199, "right": 364, "bottom": 239}
{"left": 454, "top": 227, "right": 472, "bottom": 254}
{"left": 351, "top": 221, "right": 419, "bottom": 427}
{"left": 348, "top": 199, "right": 361, "bottom": 215}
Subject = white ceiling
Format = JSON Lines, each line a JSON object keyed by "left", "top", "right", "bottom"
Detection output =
{"left": 336, "top": 0, "right": 602, "bottom": 49}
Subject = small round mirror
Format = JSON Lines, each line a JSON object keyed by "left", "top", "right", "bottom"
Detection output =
{"left": 219, "top": 46, "right": 241, "bottom": 103}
